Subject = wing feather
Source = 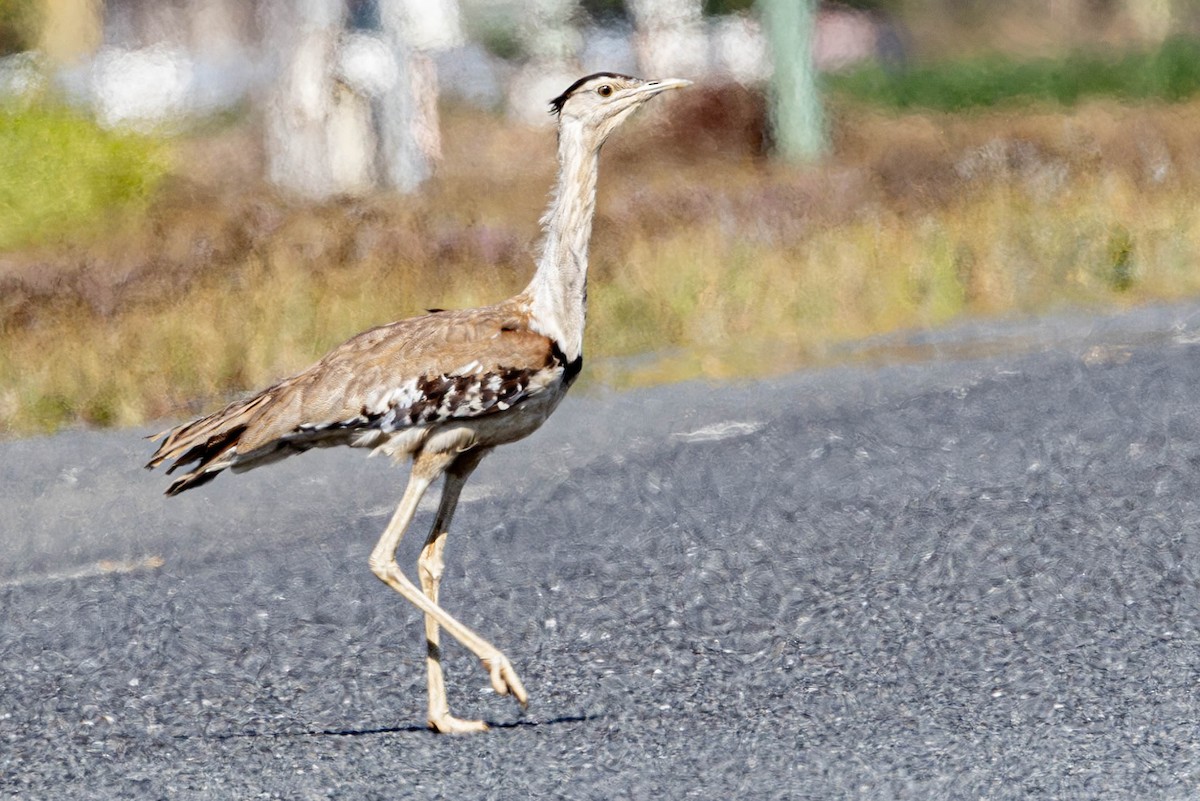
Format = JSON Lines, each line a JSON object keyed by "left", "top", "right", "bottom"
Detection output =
{"left": 146, "top": 301, "right": 569, "bottom": 495}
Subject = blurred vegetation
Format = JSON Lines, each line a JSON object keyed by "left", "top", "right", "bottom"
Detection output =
{"left": 0, "top": 102, "right": 168, "bottom": 251}
{"left": 0, "top": 0, "right": 39, "bottom": 56}
{"left": 7, "top": 90, "right": 1200, "bottom": 435}
{"left": 11, "top": 29, "right": 1200, "bottom": 434}
{"left": 705, "top": 0, "right": 899, "bottom": 14}
{"left": 831, "top": 37, "right": 1200, "bottom": 111}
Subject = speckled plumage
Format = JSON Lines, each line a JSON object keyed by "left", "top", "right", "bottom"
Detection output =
{"left": 147, "top": 73, "right": 690, "bottom": 734}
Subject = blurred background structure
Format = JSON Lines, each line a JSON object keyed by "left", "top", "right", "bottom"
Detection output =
{"left": 4, "top": 0, "right": 1200, "bottom": 433}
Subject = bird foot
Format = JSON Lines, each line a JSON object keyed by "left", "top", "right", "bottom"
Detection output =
{"left": 428, "top": 713, "right": 489, "bottom": 735}
{"left": 482, "top": 653, "right": 528, "bottom": 708}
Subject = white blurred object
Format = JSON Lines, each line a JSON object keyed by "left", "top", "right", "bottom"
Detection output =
{"left": 504, "top": 0, "right": 581, "bottom": 126}
{"left": 1127, "top": 0, "right": 1173, "bottom": 43}
{"left": 337, "top": 32, "right": 399, "bottom": 96}
{"left": 628, "top": 0, "right": 708, "bottom": 78}
{"left": 95, "top": 0, "right": 260, "bottom": 118}
{"left": 506, "top": 60, "right": 578, "bottom": 126}
{"left": 435, "top": 42, "right": 509, "bottom": 106}
{"left": 395, "top": 0, "right": 465, "bottom": 52}
{"left": 710, "top": 13, "right": 770, "bottom": 84}
{"left": 262, "top": 0, "right": 448, "bottom": 197}
{"left": 639, "top": 25, "right": 708, "bottom": 78}
{"left": 520, "top": 0, "right": 583, "bottom": 63}
{"left": 378, "top": 0, "right": 441, "bottom": 192}
{"left": 90, "top": 45, "right": 193, "bottom": 130}
{"left": 327, "top": 80, "right": 379, "bottom": 192}
{"left": 579, "top": 23, "right": 638, "bottom": 76}
{"left": 264, "top": 0, "right": 373, "bottom": 197}
{"left": 0, "top": 52, "right": 46, "bottom": 99}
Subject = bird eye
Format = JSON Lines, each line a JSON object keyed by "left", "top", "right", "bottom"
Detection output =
{"left": 597, "top": 85, "right": 613, "bottom": 97}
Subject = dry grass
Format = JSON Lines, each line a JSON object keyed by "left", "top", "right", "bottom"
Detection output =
{"left": 5, "top": 94, "right": 1200, "bottom": 435}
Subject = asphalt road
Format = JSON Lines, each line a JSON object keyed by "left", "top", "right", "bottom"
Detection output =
{"left": 4, "top": 304, "right": 1200, "bottom": 799}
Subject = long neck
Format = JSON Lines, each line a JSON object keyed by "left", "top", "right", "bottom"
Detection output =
{"left": 523, "top": 120, "right": 600, "bottom": 364}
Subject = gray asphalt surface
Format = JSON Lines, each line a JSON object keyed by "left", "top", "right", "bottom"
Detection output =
{"left": 4, "top": 303, "right": 1200, "bottom": 799}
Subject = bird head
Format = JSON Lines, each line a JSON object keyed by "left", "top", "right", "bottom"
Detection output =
{"left": 550, "top": 72, "right": 691, "bottom": 146}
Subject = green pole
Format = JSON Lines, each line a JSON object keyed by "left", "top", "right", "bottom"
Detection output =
{"left": 758, "top": 0, "right": 827, "bottom": 163}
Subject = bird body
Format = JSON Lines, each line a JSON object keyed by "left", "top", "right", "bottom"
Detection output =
{"left": 148, "top": 73, "right": 689, "bottom": 733}
{"left": 148, "top": 297, "right": 577, "bottom": 494}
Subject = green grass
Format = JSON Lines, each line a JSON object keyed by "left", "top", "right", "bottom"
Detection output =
{"left": 0, "top": 102, "right": 168, "bottom": 251}
{"left": 830, "top": 37, "right": 1200, "bottom": 111}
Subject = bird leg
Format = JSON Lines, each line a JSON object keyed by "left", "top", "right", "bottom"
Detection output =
{"left": 417, "top": 449, "right": 492, "bottom": 734}
{"left": 367, "top": 449, "right": 527, "bottom": 733}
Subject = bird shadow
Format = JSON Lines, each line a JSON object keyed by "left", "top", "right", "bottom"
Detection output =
{"left": 200, "top": 712, "right": 598, "bottom": 740}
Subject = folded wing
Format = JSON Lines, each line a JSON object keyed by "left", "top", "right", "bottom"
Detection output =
{"left": 147, "top": 302, "right": 568, "bottom": 495}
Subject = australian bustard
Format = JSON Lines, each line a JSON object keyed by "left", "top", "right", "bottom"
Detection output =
{"left": 147, "top": 73, "right": 690, "bottom": 734}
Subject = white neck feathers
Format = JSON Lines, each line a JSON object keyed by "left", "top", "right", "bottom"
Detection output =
{"left": 523, "top": 118, "right": 602, "bottom": 364}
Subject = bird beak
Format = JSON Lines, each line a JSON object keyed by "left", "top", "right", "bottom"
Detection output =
{"left": 637, "top": 78, "right": 693, "bottom": 98}
{"left": 616, "top": 78, "right": 692, "bottom": 108}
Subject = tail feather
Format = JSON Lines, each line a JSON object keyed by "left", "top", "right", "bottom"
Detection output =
{"left": 165, "top": 463, "right": 224, "bottom": 497}
{"left": 146, "top": 392, "right": 275, "bottom": 495}
{"left": 162, "top": 427, "right": 246, "bottom": 476}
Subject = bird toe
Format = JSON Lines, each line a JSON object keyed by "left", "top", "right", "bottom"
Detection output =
{"left": 483, "top": 653, "right": 528, "bottom": 707}
{"left": 428, "top": 714, "right": 489, "bottom": 734}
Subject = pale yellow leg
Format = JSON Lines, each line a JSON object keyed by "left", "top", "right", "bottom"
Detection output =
{"left": 417, "top": 449, "right": 492, "bottom": 733}
{"left": 368, "top": 449, "right": 527, "bottom": 734}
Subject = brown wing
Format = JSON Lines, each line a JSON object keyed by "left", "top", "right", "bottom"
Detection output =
{"left": 146, "top": 301, "right": 569, "bottom": 495}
